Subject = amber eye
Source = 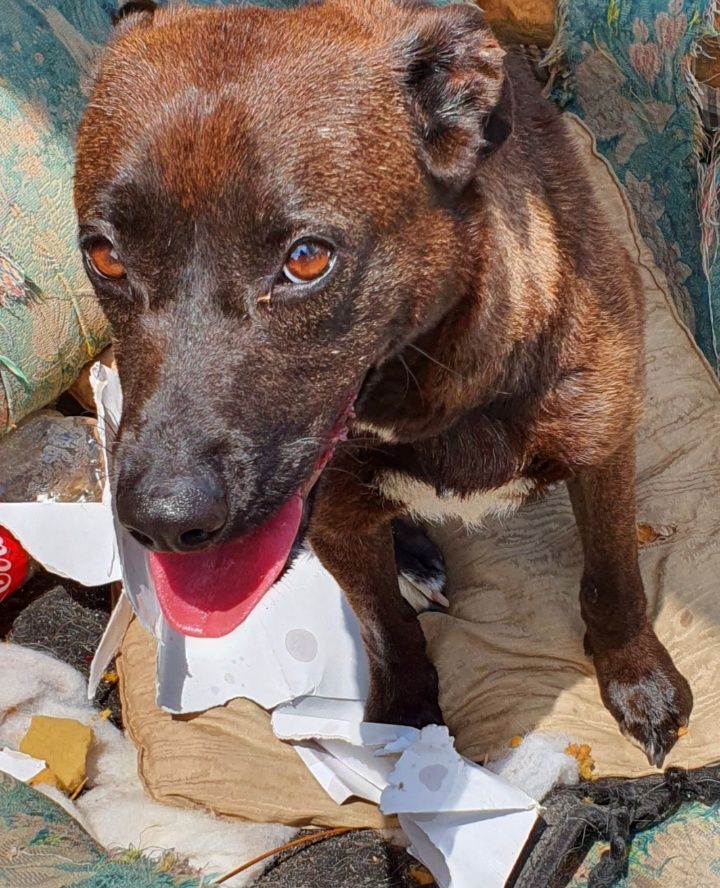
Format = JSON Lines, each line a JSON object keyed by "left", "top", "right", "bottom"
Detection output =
{"left": 282, "top": 240, "right": 334, "bottom": 284}
{"left": 86, "top": 238, "right": 126, "bottom": 280}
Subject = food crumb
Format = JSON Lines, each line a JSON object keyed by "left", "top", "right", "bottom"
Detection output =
{"left": 636, "top": 522, "right": 676, "bottom": 546}
{"left": 408, "top": 864, "right": 435, "bottom": 885}
{"left": 566, "top": 742, "right": 595, "bottom": 780}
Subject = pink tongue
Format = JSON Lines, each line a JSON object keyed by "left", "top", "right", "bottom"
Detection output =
{"left": 148, "top": 493, "right": 303, "bottom": 638}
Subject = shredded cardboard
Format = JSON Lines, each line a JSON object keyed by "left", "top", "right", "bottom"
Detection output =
{"left": 0, "top": 747, "right": 46, "bottom": 783}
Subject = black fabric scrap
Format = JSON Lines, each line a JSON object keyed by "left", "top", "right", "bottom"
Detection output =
{"left": 509, "top": 765, "right": 720, "bottom": 888}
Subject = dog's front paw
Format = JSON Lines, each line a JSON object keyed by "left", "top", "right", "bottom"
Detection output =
{"left": 593, "top": 628, "right": 693, "bottom": 768}
{"left": 364, "top": 659, "right": 444, "bottom": 728}
{"left": 393, "top": 518, "right": 449, "bottom": 613}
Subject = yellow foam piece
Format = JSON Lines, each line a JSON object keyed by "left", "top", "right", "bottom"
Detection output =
{"left": 20, "top": 716, "right": 93, "bottom": 795}
{"left": 29, "top": 767, "right": 61, "bottom": 791}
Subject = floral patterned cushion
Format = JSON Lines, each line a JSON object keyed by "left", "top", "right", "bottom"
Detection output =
{"left": 569, "top": 801, "right": 720, "bottom": 887}
{"left": 549, "top": 0, "right": 719, "bottom": 374}
{"left": 0, "top": 1, "right": 114, "bottom": 435}
{"left": 0, "top": 771, "right": 203, "bottom": 887}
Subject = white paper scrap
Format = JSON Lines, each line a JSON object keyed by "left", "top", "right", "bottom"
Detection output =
{"left": 0, "top": 748, "right": 46, "bottom": 783}
{"left": 272, "top": 696, "right": 419, "bottom": 747}
{"left": 318, "top": 738, "right": 398, "bottom": 791}
{"left": 0, "top": 502, "right": 120, "bottom": 586}
{"left": 0, "top": 362, "right": 122, "bottom": 587}
{"left": 90, "top": 361, "right": 122, "bottom": 499}
{"left": 293, "top": 741, "right": 384, "bottom": 805}
{"left": 399, "top": 808, "right": 538, "bottom": 888}
{"left": 380, "top": 728, "right": 539, "bottom": 888}
{"left": 279, "top": 725, "right": 540, "bottom": 888}
{"left": 154, "top": 551, "right": 370, "bottom": 713}
{"left": 380, "top": 726, "right": 539, "bottom": 817}
{"left": 88, "top": 593, "right": 134, "bottom": 698}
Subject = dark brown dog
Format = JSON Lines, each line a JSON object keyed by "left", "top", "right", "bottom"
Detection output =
{"left": 74, "top": 0, "right": 692, "bottom": 766}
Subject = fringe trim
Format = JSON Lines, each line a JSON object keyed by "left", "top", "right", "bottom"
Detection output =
{"left": 689, "top": 0, "right": 720, "bottom": 370}
{"left": 540, "top": 0, "right": 571, "bottom": 95}
{"left": 698, "top": 131, "right": 720, "bottom": 278}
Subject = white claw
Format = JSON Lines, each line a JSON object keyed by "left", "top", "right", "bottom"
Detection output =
{"left": 398, "top": 571, "right": 449, "bottom": 613}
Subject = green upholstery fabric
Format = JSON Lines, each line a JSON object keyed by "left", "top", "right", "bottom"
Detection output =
{"left": 569, "top": 801, "right": 720, "bottom": 887}
{"left": 0, "top": 771, "right": 204, "bottom": 887}
{"left": 0, "top": 1, "right": 115, "bottom": 434}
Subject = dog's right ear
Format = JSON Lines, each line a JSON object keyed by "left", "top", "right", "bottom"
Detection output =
{"left": 112, "top": 1, "right": 157, "bottom": 32}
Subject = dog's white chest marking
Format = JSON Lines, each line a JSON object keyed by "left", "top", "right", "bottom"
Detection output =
{"left": 378, "top": 471, "right": 535, "bottom": 526}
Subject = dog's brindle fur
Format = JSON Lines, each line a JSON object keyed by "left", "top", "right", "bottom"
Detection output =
{"left": 75, "top": 0, "right": 692, "bottom": 766}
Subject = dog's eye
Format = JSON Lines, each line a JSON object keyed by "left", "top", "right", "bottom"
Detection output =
{"left": 282, "top": 240, "right": 334, "bottom": 284}
{"left": 86, "top": 238, "right": 126, "bottom": 281}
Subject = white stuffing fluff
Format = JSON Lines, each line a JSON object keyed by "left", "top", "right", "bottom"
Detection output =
{"left": 0, "top": 641, "right": 293, "bottom": 886}
{"left": 486, "top": 732, "right": 580, "bottom": 801}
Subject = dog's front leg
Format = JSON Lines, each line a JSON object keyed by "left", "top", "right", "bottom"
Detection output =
{"left": 310, "top": 457, "right": 443, "bottom": 728}
{"left": 568, "top": 438, "right": 692, "bottom": 767}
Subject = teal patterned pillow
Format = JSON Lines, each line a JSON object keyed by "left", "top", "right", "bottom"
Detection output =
{"left": 0, "top": 1, "right": 115, "bottom": 434}
{"left": 569, "top": 801, "right": 720, "bottom": 887}
{"left": 549, "top": 0, "right": 719, "bottom": 373}
{"left": 0, "top": 771, "right": 204, "bottom": 887}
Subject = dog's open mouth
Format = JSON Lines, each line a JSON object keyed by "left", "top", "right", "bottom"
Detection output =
{"left": 146, "top": 399, "right": 356, "bottom": 638}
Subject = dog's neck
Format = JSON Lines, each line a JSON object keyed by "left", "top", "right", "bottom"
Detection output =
{"left": 355, "top": 141, "right": 572, "bottom": 443}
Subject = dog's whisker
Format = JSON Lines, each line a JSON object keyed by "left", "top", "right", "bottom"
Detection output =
{"left": 398, "top": 355, "right": 423, "bottom": 402}
{"left": 407, "top": 343, "right": 461, "bottom": 377}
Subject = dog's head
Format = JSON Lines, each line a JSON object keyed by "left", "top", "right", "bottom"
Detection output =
{"left": 75, "top": 0, "right": 510, "bottom": 635}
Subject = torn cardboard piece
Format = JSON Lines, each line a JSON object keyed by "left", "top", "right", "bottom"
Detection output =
{"left": 0, "top": 747, "right": 46, "bottom": 783}
{"left": 110, "top": 540, "right": 371, "bottom": 713}
{"left": 380, "top": 726, "right": 538, "bottom": 817}
{"left": 277, "top": 719, "right": 540, "bottom": 887}
{"left": 272, "top": 697, "right": 419, "bottom": 747}
{"left": 399, "top": 808, "right": 539, "bottom": 888}
{"left": 273, "top": 703, "right": 540, "bottom": 886}
{"left": 0, "top": 503, "right": 119, "bottom": 586}
{"left": 0, "top": 365, "right": 121, "bottom": 587}
{"left": 293, "top": 741, "right": 386, "bottom": 805}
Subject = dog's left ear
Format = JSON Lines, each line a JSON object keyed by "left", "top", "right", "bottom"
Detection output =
{"left": 395, "top": 2, "right": 512, "bottom": 192}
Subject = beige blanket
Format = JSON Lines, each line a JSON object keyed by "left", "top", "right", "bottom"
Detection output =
{"left": 119, "top": 117, "right": 720, "bottom": 828}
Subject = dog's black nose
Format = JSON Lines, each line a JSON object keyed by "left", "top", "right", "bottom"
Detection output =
{"left": 116, "top": 474, "right": 228, "bottom": 552}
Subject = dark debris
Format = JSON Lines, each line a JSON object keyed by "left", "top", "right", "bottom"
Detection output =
{"left": 254, "top": 829, "right": 437, "bottom": 888}
{"left": 509, "top": 767, "right": 720, "bottom": 888}
{"left": 1, "top": 570, "right": 121, "bottom": 727}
